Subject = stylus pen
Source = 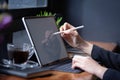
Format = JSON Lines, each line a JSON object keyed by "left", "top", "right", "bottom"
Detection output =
{"left": 52, "top": 25, "right": 84, "bottom": 35}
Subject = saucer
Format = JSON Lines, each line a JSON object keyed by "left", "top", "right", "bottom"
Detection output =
{"left": 2, "top": 59, "right": 38, "bottom": 70}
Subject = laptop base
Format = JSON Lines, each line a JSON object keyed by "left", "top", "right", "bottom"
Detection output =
{"left": 0, "top": 59, "right": 83, "bottom": 78}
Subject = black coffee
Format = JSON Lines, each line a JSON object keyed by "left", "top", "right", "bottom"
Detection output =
{"left": 10, "top": 50, "right": 29, "bottom": 64}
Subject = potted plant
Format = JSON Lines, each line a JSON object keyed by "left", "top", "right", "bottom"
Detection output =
{"left": 36, "top": 11, "right": 63, "bottom": 29}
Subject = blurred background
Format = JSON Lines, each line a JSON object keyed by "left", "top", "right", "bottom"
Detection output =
{"left": 1, "top": 0, "right": 120, "bottom": 61}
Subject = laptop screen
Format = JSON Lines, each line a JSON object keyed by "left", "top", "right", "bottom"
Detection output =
{"left": 22, "top": 16, "right": 68, "bottom": 66}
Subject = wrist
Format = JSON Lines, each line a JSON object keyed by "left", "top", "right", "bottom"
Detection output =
{"left": 77, "top": 40, "right": 93, "bottom": 55}
{"left": 94, "top": 65, "right": 108, "bottom": 79}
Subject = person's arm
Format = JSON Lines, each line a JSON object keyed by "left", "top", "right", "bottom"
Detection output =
{"left": 59, "top": 22, "right": 93, "bottom": 55}
{"left": 60, "top": 22, "right": 120, "bottom": 70}
{"left": 103, "top": 68, "right": 120, "bottom": 80}
{"left": 72, "top": 55, "right": 107, "bottom": 79}
{"left": 91, "top": 45, "right": 120, "bottom": 70}
{"left": 60, "top": 22, "right": 120, "bottom": 79}
{"left": 91, "top": 45, "right": 120, "bottom": 80}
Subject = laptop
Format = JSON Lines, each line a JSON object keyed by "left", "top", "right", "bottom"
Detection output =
{"left": 0, "top": 16, "right": 82, "bottom": 78}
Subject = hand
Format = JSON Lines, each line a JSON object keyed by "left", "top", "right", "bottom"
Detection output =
{"left": 72, "top": 55, "right": 100, "bottom": 73}
{"left": 72, "top": 55, "right": 107, "bottom": 79}
{"left": 60, "top": 22, "right": 93, "bottom": 55}
{"left": 60, "top": 22, "right": 85, "bottom": 48}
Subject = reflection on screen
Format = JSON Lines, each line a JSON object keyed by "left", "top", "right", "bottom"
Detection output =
{"left": 24, "top": 17, "right": 68, "bottom": 65}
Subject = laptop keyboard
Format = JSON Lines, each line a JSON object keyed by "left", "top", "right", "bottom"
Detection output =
{"left": 46, "top": 59, "right": 82, "bottom": 73}
{"left": 51, "top": 62, "right": 82, "bottom": 73}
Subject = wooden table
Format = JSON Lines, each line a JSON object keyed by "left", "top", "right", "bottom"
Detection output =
{"left": 0, "top": 41, "right": 117, "bottom": 80}
{"left": 0, "top": 71, "right": 96, "bottom": 80}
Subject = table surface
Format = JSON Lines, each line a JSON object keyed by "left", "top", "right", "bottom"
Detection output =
{"left": 0, "top": 41, "right": 116, "bottom": 80}
{"left": 0, "top": 71, "right": 96, "bottom": 80}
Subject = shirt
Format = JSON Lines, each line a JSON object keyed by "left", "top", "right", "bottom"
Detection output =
{"left": 91, "top": 45, "right": 120, "bottom": 80}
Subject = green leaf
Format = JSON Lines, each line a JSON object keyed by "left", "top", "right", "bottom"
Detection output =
{"left": 36, "top": 11, "right": 63, "bottom": 28}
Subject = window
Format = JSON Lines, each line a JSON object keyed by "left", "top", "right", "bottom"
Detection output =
{"left": 8, "top": 0, "right": 47, "bottom": 9}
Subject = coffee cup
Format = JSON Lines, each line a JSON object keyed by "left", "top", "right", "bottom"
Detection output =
{"left": 7, "top": 43, "right": 29, "bottom": 64}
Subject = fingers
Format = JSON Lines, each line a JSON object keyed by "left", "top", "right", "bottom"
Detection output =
{"left": 72, "top": 55, "right": 82, "bottom": 69}
{"left": 60, "top": 22, "right": 76, "bottom": 37}
{"left": 72, "top": 60, "right": 79, "bottom": 69}
{"left": 72, "top": 55, "right": 90, "bottom": 69}
{"left": 59, "top": 22, "right": 69, "bottom": 37}
{"left": 60, "top": 22, "right": 74, "bottom": 31}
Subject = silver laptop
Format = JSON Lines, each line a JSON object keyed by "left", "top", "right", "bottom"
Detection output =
{"left": 22, "top": 16, "right": 68, "bottom": 66}
{"left": 22, "top": 16, "right": 82, "bottom": 72}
